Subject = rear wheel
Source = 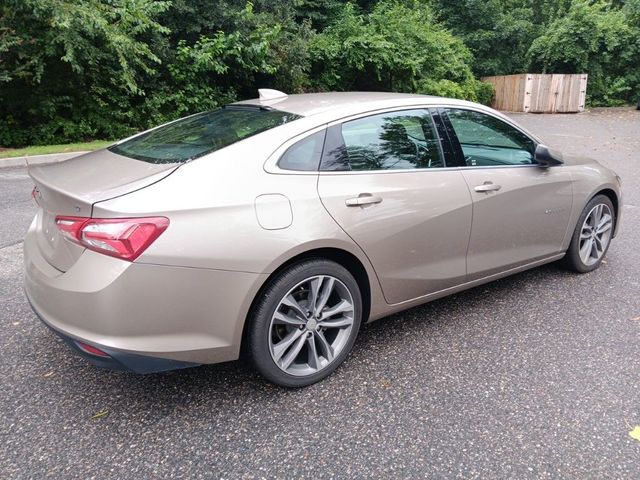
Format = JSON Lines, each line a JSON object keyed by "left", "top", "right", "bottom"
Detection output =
{"left": 564, "top": 195, "right": 615, "bottom": 273}
{"left": 247, "top": 259, "right": 362, "bottom": 387}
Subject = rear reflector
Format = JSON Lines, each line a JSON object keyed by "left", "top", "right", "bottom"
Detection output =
{"left": 75, "top": 341, "right": 111, "bottom": 358}
{"left": 55, "top": 216, "right": 169, "bottom": 261}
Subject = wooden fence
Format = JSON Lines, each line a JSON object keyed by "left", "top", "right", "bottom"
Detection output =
{"left": 483, "top": 74, "right": 588, "bottom": 113}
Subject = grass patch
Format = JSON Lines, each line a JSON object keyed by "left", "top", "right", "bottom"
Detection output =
{"left": 0, "top": 140, "right": 113, "bottom": 158}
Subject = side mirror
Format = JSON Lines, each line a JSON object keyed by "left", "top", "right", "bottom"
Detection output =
{"left": 534, "top": 144, "right": 564, "bottom": 167}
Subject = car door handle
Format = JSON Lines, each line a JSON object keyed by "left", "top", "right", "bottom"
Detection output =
{"left": 474, "top": 183, "right": 502, "bottom": 193}
{"left": 345, "top": 194, "right": 383, "bottom": 207}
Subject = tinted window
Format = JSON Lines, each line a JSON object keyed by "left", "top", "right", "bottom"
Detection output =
{"left": 445, "top": 109, "right": 535, "bottom": 166}
{"left": 321, "top": 109, "right": 444, "bottom": 171}
{"left": 110, "top": 107, "right": 301, "bottom": 164}
{"left": 278, "top": 130, "right": 326, "bottom": 171}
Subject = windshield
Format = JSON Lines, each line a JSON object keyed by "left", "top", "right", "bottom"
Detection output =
{"left": 109, "top": 107, "right": 301, "bottom": 164}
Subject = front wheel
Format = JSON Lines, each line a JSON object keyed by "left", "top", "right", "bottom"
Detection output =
{"left": 564, "top": 195, "right": 615, "bottom": 273}
{"left": 247, "top": 259, "right": 362, "bottom": 387}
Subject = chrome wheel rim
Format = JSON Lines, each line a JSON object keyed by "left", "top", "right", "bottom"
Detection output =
{"left": 268, "top": 275, "right": 355, "bottom": 377}
{"left": 579, "top": 203, "right": 613, "bottom": 266}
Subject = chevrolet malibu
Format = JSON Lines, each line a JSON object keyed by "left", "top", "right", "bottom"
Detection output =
{"left": 24, "top": 91, "right": 622, "bottom": 387}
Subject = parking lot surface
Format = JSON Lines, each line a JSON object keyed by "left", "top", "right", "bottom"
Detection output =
{"left": 1, "top": 109, "right": 639, "bottom": 478}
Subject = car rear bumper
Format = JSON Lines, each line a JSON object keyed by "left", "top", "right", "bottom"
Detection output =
{"left": 23, "top": 218, "right": 267, "bottom": 372}
{"left": 29, "top": 298, "right": 200, "bottom": 373}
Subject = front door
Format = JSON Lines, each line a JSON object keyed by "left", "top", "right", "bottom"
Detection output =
{"left": 317, "top": 108, "right": 472, "bottom": 304}
{"left": 442, "top": 108, "right": 573, "bottom": 279}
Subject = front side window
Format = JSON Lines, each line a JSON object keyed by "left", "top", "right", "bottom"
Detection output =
{"left": 445, "top": 109, "right": 536, "bottom": 167}
{"left": 321, "top": 109, "right": 444, "bottom": 171}
{"left": 110, "top": 106, "right": 301, "bottom": 164}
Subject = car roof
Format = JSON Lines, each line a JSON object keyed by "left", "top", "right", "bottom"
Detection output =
{"left": 230, "top": 91, "right": 542, "bottom": 145}
{"left": 232, "top": 91, "right": 480, "bottom": 118}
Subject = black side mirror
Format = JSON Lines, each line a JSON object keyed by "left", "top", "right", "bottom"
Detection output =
{"left": 534, "top": 144, "right": 564, "bottom": 167}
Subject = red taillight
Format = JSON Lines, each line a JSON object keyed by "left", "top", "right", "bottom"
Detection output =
{"left": 55, "top": 216, "right": 87, "bottom": 242}
{"left": 55, "top": 216, "right": 169, "bottom": 261}
{"left": 75, "top": 341, "right": 110, "bottom": 358}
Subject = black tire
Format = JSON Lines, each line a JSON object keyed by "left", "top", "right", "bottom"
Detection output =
{"left": 563, "top": 194, "right": 615, "bottom": 273}
{"left": 247, "top": 259, "right": 362, "bottom": 387}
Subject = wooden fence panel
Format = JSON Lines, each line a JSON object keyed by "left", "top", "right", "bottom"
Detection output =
{"left": 483, "top": 73, "right": 588, "bottom": 113}
{"left": 578, "top": 75, "right": 588, "bottom": 111}
{"left": 483, "top": 74, "right": 527, "bottom": 112}
{"left": 555, "top": 74, "right": 588, "bottom": 112}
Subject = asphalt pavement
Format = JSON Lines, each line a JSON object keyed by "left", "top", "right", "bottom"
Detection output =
{"left": 1, "top": 109, "right": 639, "bottom": 479}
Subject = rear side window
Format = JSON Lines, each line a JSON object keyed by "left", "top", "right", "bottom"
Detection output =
{"left": 320, "top": 109, "right": 444, "bottom": 171}
{"left": 278, "top": 130, "right": 326, "bottom": 171}
{"left": 110, "top": 107, "right": 301, "bottom": 164}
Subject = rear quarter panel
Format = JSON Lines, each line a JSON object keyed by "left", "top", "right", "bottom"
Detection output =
{"left": 92, "top": 138, "right": 389, "bottom": 321}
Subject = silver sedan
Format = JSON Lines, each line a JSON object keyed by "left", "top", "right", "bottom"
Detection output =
{"left": 24, "top": 91, "right": 622, "bottom": 386}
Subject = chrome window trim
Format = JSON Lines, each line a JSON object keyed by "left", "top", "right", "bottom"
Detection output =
{"left": 264, "top": 103, "right": 544, "bottom": 176}
{"left": 316, "top": 163, "right": 542, "bottom": 176}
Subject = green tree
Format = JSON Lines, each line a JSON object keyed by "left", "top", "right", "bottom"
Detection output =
{"left": 528, "top": 0, "right": 636, "bottom": 104}
{"left": 433, "top": 0, "right": 539, "bottom": 77}
{"left": 294, "top": 0, "right": 344, "bottom": 30}
{"left": 0, "top": 0, "right": 314, "bottom": 145}
{"left": 3, "top": 0, "right": 637, "bottom": 148}
{"left": 0, "top": 0, "right": 170, "bottom": 145}
{"left": 310, "top": 1, "right": 493, "bottom": 102}
{"left": 139, "top": 3, "right": 314, "bottom": 126}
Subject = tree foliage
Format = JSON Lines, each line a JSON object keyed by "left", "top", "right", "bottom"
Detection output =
{"left": 433, "top": 0, "right": 538, "bottom": 77}
{"left": 0, "top": 0, "right": 638, "bottom": 147}
{"left": 0, "top": 0, "right": 171, "bottom": 145}
{"left": 309, "top": 1, "right": 492, "bottom": 103}
{"left": 529, "top": 0, "right": 639, "bottom": 105}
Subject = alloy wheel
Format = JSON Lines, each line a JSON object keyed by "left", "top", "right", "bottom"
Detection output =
{"left": 579, "top": 203, "right": 613, "bottom": 266}
{"left": 268, "top": 275, "right": 355, "bottom": 376}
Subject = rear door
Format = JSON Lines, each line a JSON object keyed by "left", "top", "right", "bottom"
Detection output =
{"left": 317, "top": 108, "right": 472, "bottom": 305}
{"left": 441, "top": 108, "right": 573, "bottom": 279}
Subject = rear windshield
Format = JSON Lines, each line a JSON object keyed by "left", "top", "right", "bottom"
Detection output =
{"left": 109, "top": 107, "right": 301, "bottom": 164}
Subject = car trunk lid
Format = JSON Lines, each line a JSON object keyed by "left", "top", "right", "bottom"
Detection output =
{"left": 28, "top": 149, "right": 178, "bottom": 272}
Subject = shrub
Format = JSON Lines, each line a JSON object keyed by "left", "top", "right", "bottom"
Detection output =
{"left": 309, "top": 1, "right": 489, "bottom": 103}
{"left": 528, "top": 0, "right": 639, "bottom": 106}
